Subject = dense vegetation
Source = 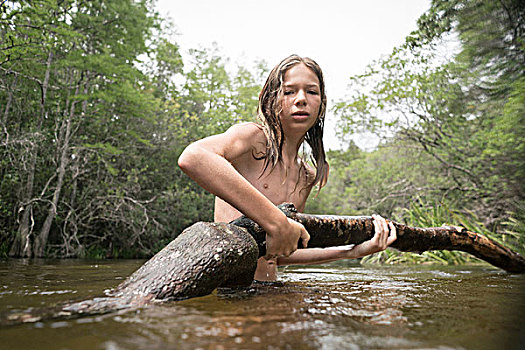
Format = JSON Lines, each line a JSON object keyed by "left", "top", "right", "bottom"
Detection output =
{"left": 0, "top": 0, "right": 263, "bottom": 258}
{"left": 1, "top": 0, "right": 523, "bottom": 262}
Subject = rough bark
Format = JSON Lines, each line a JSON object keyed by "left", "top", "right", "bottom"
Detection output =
{"left": 3, "top": 222, "right": 258, "bottom": 326}
{"left": 231, "top": 203, "right": 525, "bottom": 273}
{"left": 60, "top": 222, "right": 258, "bottom": 315}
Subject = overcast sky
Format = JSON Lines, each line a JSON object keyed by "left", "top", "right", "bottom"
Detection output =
{"left": 155, "top": 0, "right": 430, "bottom": 150}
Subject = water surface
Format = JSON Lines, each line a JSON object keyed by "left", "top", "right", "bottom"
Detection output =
{"left": 0, "top": 259, "right": 523, "bottom": 349}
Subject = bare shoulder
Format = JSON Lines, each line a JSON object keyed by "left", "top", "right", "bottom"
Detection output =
{"left": 220, "top": 122, "right": 267, "bottom": 160}
{"left": 225, "top": 122, "right": 265, "bottom": 140}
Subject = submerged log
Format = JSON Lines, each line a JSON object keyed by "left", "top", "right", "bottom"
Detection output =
{"left": 61, "top": 222, "right": 259, "bottom": 314}
{"left": 232, "top": 203, "right": 525, "bottom": 274}
{"left": 3, "top": 222, "right": 259, "bottom": 325}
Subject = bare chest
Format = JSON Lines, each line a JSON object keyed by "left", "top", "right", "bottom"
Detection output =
{"left": 234, "top": 155, "right": 310, "bottom": 210}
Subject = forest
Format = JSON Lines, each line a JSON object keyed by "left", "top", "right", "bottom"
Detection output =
{"left": 1, "top": 0, "right": 523, "bottom": 263}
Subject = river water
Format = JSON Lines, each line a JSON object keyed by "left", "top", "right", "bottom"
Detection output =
{"left": 0, "top": 259, "right": 523, "bottom": 349}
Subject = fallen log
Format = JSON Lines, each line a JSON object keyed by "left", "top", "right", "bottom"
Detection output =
{"left": 2, "top": 222, "right": 259, "bottom": 326}
{"left": 232, "top": 203, "right": 525, "bottom": 274}
{"left": 60, "top": 222, "right": 259, "bottom": 314}
{"left": 3, "top": 203, "right": 524, "bottom": 326}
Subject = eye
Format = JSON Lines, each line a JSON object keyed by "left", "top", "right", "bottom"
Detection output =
{"left": 283, "top": 90, "right": 294, "bottom": 95}
{"left": 308, "top": 90, "right": 319, "bottom": 95}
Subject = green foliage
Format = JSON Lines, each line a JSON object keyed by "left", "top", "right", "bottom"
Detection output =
{"left": 177, "top": 45, "right": 261, "bottom": 140}
{"left": 306, "top": 138, "right": 451, "bottom": 219}
{"left": 500, "top": 203, "right": 525, "bottom": 256}
{"left": 0, "top": 241, "right": 9, "bottom": 260}
{"left": 334, "top": 0, "right": 524, "bottom": 235}
{"left": 0, "top": 0, "right": 266, "bottom": 258}
{"left": 362, "top": 199, "right": 525, "bottom": 266}
{"left": 362, "top": 202, "right": 477, "bottom": 266}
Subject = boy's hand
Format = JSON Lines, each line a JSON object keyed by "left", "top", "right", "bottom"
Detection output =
{"left": 343, "top": 214, "right": 396, "bottom": 259}
{"left": 353, "top": 214, "right": 396, "bottom": 256}
{"left": 264, "top": 218, "right": 309, "bottom": 259}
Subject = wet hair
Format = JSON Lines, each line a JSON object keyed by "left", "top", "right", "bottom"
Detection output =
{"left": 256, "top": 54, "right": 328, "bottom": 190}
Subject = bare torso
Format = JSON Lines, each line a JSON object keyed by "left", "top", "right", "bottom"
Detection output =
{"left": 213, "top": 123, "right": 314, "bottom": 280}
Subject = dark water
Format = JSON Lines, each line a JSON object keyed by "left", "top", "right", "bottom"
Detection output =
{"left": 0, "top": 259, "right": 524, "bottom": 350}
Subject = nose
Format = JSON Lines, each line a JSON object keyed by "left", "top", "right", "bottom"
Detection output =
{"left": 294, "top": 89, "right": 307, "bottom": 106}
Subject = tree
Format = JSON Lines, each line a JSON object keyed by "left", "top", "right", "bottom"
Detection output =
{"left": 334, "top": 0, "right": 524, "bottom": 230}
{"left": 0, "top": 1, "right": 267, "bottom": 258}
{"left": 1, "top": 0, "right": 162, "bottom": 257}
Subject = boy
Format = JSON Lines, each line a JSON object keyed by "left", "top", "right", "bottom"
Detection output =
{"left": 178, "top": 55, "right": 396, "bottom": 281}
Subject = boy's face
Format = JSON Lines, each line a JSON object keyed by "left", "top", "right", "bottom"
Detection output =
{"left": 280, "top": 63, "right": 321, "bottom": 136}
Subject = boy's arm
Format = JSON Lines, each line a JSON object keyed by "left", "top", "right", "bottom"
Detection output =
{"left": 178, "top": 123, "right": 309, "bottom": 258}
{"left": 276, "top": 215, "right": 397, "bottom": 265}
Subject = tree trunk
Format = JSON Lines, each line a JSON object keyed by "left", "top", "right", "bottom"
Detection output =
{"left": 9, "top": 205, "right": 33, "bottom": 257}
{"left": 3, "top": 222, "right": 258, "bottom": 326}
{"left": 58, "top": 222, "right": 258, "bottom": 316}
{"left": 58, "top": 203, "right": 525, "bottom": 311}
{"left": 33, "top": 82, "right": 78, "bottom": 257}
{"left": 10, "top": 51, "right": 53, "bottom": 257}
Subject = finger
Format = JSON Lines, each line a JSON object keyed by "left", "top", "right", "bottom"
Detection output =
{"left": 374, "top": 215, "right": 386, "bottom": 237}
{"left": 372, "top": 214, "right": 380, "bottom": 233}
{"left": 301, "top": 230, "right": 310, "bottom": 248}
{"left": 387, "top": 221, "right": 397, "bottom": 244}
{"left": 370, "top": 214, "right": 381, "bottom": 247}
{"left": 381, "top": 217, "right": 389, "bottom": 245}
{"left": 388, "top": 221, "right": 396, "bottom": 235}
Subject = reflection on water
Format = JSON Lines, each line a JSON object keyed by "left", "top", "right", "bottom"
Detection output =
{"left": 0, "top": 259, "right": 524, "bottom": 349}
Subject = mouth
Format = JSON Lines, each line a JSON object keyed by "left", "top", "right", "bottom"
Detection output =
{"left": 291, "top": 111, "right": 310, "bottom": 118}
